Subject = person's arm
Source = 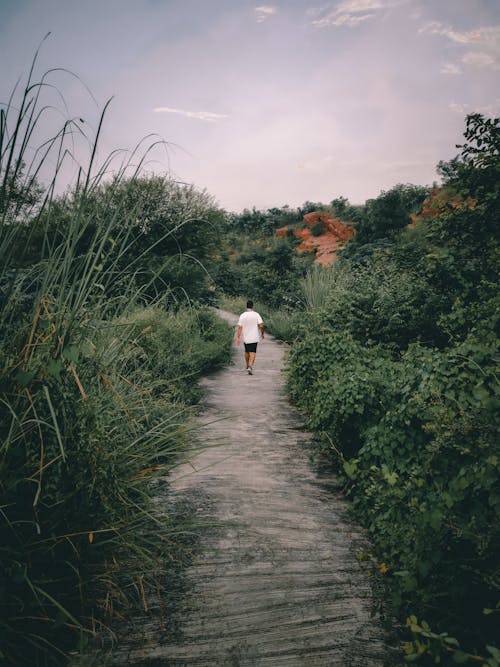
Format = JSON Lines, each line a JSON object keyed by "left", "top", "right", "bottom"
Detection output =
{"left": 236, "top": 324, "right": 243, "bottom": 344}
{"left": 258, "top": 322, "right": 264, "bottom": 339}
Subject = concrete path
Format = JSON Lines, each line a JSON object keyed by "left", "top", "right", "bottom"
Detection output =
{"left": 117, "top": 310, "right": 397, "bottom": 666}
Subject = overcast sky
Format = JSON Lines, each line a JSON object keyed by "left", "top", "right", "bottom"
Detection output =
{"left": 1, "top": 0, "right": 499, "bottom": 211}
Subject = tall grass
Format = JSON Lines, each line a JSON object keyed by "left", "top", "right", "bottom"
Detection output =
{"left": 264, "top": 309, "right": 303, "bottom": 343}
{"left": 300, "top": 264, "right": 345, "bottom": 313}
{"left": 0, "top": 53, "right": 231, "bottom": 665}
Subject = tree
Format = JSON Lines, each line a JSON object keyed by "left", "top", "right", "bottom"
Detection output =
{"left": 363, "top": 184, "right": 428, "bottom": 241}
{"left": 437, "top": 113, "right": 500, "bottom": 209}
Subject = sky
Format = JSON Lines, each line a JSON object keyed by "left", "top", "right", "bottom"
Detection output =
{"left": 1, "top": 0, "right": 499, "bottom": 212}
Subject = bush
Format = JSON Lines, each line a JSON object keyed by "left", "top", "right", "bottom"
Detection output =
{"left": 216, "top": 233, "right": 313, "bottom": 310}
{"left": 319, "top": 252, "right": 448, "bottom": 349}
{"left": 345, "top": 339, "right": 500, "bottom": 647}
{"left": 121, "top": 305, "right": 233, "bottom": 403}
{"left": 287, "top": 330, "right": 397, "bottom": 457}
{"left": 287, "top": 306, "right": 499, "bottom": 659}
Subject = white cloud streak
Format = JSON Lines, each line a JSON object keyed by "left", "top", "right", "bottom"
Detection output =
{"left": 419, "top": 21, "right": 483, "bottom": 44}
{"left": 462, "top": 51, "right": 496, "bottom": 68}
{"left": 153, "top": 106, "right": 228, "bottom": 121}
{"left": 311, "top": 0, "right": 395, "bottom": 28}
{"left": 422, "top": 23, "right": 500, "bottom": 56}
{"left": 440, "top": 62, "right": 462, "bottom": 75}
{"left": 421, "top": 21, "right": 500, "bottom": 71}
{"left": 255, "top": 6, "right": 276, "bottom": 23}
{"left": 449, "top": 102, "right": 467, "bottom": 115}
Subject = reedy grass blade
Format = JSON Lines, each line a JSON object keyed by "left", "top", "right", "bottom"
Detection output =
{"left": 42, "top": 385, "right": 65, "bottom": 461}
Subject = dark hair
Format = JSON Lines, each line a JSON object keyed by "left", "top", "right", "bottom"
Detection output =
{"left": 246, "top": 300, "right": 253, "bottom": 309}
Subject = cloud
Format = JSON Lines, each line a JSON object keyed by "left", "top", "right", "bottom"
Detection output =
{"left": 420, "top": 21, "right": 500, "bottom": 70}
{"left": 449, "top": 102, "right": 468, "bottom": 115}
{"left": 310, "top": 0, "right": 397, "bottom": 28}
{"left": 153, "top": 106, "right": 228, "bottom": 121}
{"left": 462, "top": 51, "right": 496, "bottom": 68}
{"left": 440, "top": 63, "right": 462, "bottom": 75}
{"left": 419, "top": 21, "right": 482, "bottom": 44}
{"left": 421, "top": 23, "right": 500, "bottom": 54}
{"left": 449, "top": 100, "right": 500, "bottom": 117}
{"left": 255, "top": 6, "right": 276, "bottom": 23}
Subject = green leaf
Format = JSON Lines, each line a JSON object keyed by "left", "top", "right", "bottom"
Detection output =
{"left": 62, "top": 345, "right": 80, "bottom": 363}
{"left": 472, "top": 386, "right": 490, "bottom": 402}
{"left": 47, "top": 358, "right": 64, "bottom": 380}
{"left": 429, "top": 509, "right": 443, "bottom": 530}
{"left": 444, "top": 637, "right": 460, "bottom": 647}
{"left": 343, "top": 459, "right": 358, "bottom": 479}
{"left": 487, "top": 647, "right": 500, "bottom": 661}
{"left": 452, "top": 651, "right": 469, "bottom": 664}
{"left": 443, "top": 492, "right": 454, "bottom": 509}
{"left": 384, "top": 471, "right": 398, "bottom": 486}
{"left": 33, "top": 584, "right": 81, "bottom": 628}
{"left": 15, "top": 369, "right": 36, "bottom": 387}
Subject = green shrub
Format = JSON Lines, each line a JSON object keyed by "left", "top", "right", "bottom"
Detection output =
{"left": 310, "top": 221, "right": 325, "bottom": 236}
{"left": 345, "top": 339, "right": 499, "bottom": 646}
{"left": 320, "top": 253, "right": 447, "bottom": 349}
{"left": 217, "top": 234, "right": 313, "bottom": 310}
{"left": 287, "top": 310, "right": 499, "bottom": 659}
{"left": 121, "top": 305, "right": 232, "bottom": 402}
{"left": 288, "top": 330, "right": 397, "bottom": 457}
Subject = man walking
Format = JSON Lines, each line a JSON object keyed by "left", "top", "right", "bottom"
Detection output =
{"left": 236, "top": 300, "right": 264, "bottom": 375}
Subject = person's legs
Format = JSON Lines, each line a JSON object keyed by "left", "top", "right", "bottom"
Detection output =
{"left": 243, "top": 343, "right": 257, "bottom": 373}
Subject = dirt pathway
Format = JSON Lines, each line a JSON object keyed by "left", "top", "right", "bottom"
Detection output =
{"left": 117, "top": 310, "right": 397, "bottom": 666}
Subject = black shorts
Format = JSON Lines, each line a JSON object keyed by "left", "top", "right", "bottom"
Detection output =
{"left": 244, "top": 342, "right": 258, "bottom": 353}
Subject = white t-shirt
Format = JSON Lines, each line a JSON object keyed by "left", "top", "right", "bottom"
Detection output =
{"left": 238, "top": 310, "right": 263, "bottom": 344}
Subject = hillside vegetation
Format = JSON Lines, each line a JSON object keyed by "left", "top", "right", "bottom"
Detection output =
{"left": 228, "top": 114, "right": 498, "bottom": 665}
